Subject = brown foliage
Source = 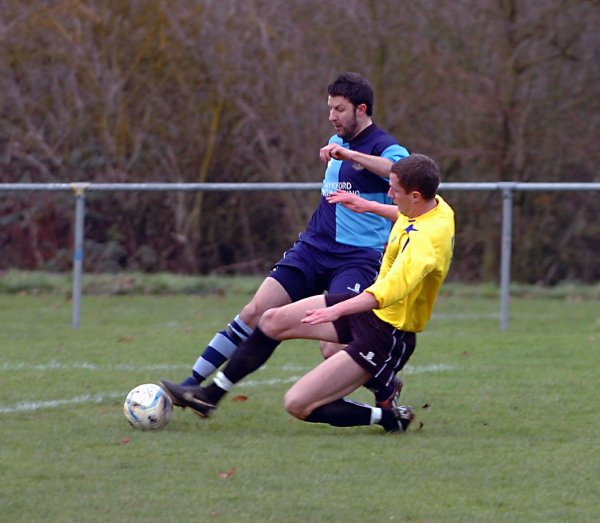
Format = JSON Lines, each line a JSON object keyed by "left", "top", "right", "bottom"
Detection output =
{"left": 0, "top": 0, "right": 598, "bottom": 282}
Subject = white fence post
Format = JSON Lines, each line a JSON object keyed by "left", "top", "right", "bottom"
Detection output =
{"left": 499, "top": 183, "right": 516, "bottom": 331}
{"left": 70, "top": 183, "right": 89, "bottom": 330}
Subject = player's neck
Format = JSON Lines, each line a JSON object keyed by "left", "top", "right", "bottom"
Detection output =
{"left": 407, "top": 197, "right": 438, "bottom": 219}
{"left": 348, "top": 118, "right": 373, "bottom": 141}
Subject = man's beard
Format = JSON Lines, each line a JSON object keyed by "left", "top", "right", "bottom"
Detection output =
{"left": 337, "top": 112, "right": 360, "bottom": 141}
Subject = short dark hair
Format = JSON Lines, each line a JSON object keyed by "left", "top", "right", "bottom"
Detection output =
{"left": 327, "top": 72, "right": 374, "bottom": 116}
{"left": 391, "top": 154, "right": 440, "bottom": 200}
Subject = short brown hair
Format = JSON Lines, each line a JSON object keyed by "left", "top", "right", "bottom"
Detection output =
{"left": 390, "top": 154, "right": 440, "bottom": 200}
{"left": 327, "top": 72, "right": 374, "bottom": 116}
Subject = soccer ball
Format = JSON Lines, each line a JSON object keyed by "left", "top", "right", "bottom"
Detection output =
{"left": 123, "top": 383, "right": 173, "bottom": 430}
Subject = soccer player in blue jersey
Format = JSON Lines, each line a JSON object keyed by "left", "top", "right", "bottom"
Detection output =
{"left": 161, "top": 72, "right": 409, "bottom": 410}
{"left": 162, "top": 154, "right": 455, "bottom": 432}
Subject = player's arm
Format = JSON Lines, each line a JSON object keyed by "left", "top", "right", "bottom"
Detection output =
{"left": 326, "top": 190, "right": 398, "bottom": 221}
{"left": 301, "top": 291, "right": 380, "bottom": 325}
{"left": 320, "top": 143, "right": 393, "bottom": 178}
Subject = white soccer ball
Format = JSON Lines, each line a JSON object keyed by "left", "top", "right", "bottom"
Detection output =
{"left": 123, "top": 383, "right": 173, "bottom": 430}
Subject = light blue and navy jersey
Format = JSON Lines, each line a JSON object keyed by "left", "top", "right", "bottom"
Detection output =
{"left": 301, "top": 124, "right": 409, "bottom": 257}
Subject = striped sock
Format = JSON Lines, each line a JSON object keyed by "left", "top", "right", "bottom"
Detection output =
{"left": 186, "top": 315, "right": 253, "bottom": 384}
{"left": 202, "top": 326, "right": 282, "bottom": 405}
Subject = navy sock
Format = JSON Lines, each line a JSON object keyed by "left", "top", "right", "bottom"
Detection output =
{"left": 181, "top": 375, "right": 200, "bottom": 387}
{"left": 364, "top": 377, "right": 396, "bottom": 403}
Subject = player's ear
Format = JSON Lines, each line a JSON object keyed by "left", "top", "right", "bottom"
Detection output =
{"left": 356, "top": 103, "right": 368, "bottom": 116}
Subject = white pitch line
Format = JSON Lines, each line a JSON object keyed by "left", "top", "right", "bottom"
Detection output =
{"left": 0, "top": 392, "right": 125, "bottom": 414}
{"left": 1, "top": 361, "right": 459, "bottom": 374}
{"left": 403, "top": 363, "right": 458, "bottom": 374}
{"left": 0, "top": 363, "right": 459, "bottom": 415}
{"left": 0, "top": 361, "right": 191, "bottom": 372}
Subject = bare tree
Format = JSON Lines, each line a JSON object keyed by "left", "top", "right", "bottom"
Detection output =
{"left": 1, "top": 0, "right": 597, "bottom": 282}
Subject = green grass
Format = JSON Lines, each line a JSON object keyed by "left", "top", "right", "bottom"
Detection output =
{"left": 0, "top": 279, "right": 599, "bottom": 522}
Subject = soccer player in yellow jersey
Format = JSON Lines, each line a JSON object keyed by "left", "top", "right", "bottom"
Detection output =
{"left": 162, "top": 154, "right": 455, "bottom": 432}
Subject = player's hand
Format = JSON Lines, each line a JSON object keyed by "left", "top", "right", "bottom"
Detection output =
{"left": 326, "top": 190, "right": 372, "bottom": 213}
{"left": 301, "top": 307, "right": 340, "bottom": 325}
{"left": 319, "top": 143, "right": 352, "bottom": 163}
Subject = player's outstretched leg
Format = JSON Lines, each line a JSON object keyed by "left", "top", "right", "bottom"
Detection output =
{"left": 171, "top": 277, "right": 292, "bottom": 391}
{"left": 161, "top": 326, "right": 282, "bottom": 416}
{"left": 179, "top": 315, "right": 253, "bottom": 388}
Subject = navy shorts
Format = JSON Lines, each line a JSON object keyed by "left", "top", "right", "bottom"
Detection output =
{"left": 268, "top": 240, "right": 380, "bottom": 302}
{"left": 325, "top": 293, "right": 416, "bottom": 387}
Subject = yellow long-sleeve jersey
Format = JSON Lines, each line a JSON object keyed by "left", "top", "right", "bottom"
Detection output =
{"left": 366, "top": 195, "right": 455, "bottom": 332}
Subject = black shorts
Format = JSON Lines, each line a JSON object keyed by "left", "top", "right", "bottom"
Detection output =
{"left": 325, "top": 293, "right": 416, "bottom": 387}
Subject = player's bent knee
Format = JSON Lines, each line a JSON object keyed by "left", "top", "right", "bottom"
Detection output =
{"left": 259, "top": 307, "right": 287, "bottom": 338}
{"left": 283, "top": 390, "right": 310, "bottom": 420}
{"left": 240, "top": 300, "right": 264, "bottom": 326}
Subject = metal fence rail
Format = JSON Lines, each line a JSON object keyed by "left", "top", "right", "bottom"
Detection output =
{"left": 2, "top": 181, "right": 600, "bottom": 330}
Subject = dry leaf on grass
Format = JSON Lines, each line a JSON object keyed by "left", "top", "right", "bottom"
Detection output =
{"left": 219, "top": 468, "right": 237, "bottom": 479}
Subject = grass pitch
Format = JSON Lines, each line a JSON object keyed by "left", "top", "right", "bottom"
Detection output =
{"left": 0, "top": 279, "right": 598, "bottom": 522}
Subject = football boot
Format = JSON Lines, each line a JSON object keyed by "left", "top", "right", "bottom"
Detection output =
{"left": 159, "top": 379, "right": 216, "bottom": 418}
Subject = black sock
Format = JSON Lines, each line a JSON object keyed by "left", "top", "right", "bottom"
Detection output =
{"left": 202, "top": 327, "right": 280, "bottom": 405}
{"left": 378, "top": 409, "right": 398, "bottom": 431}
{"left": 203, "top": 381, "right": 228, "bottom": 404}
{"left": 220, "top": 326, "right": 281, "bottom": 384}
{"left": 305, "top": 398, "right": 373, "bottom": 427}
